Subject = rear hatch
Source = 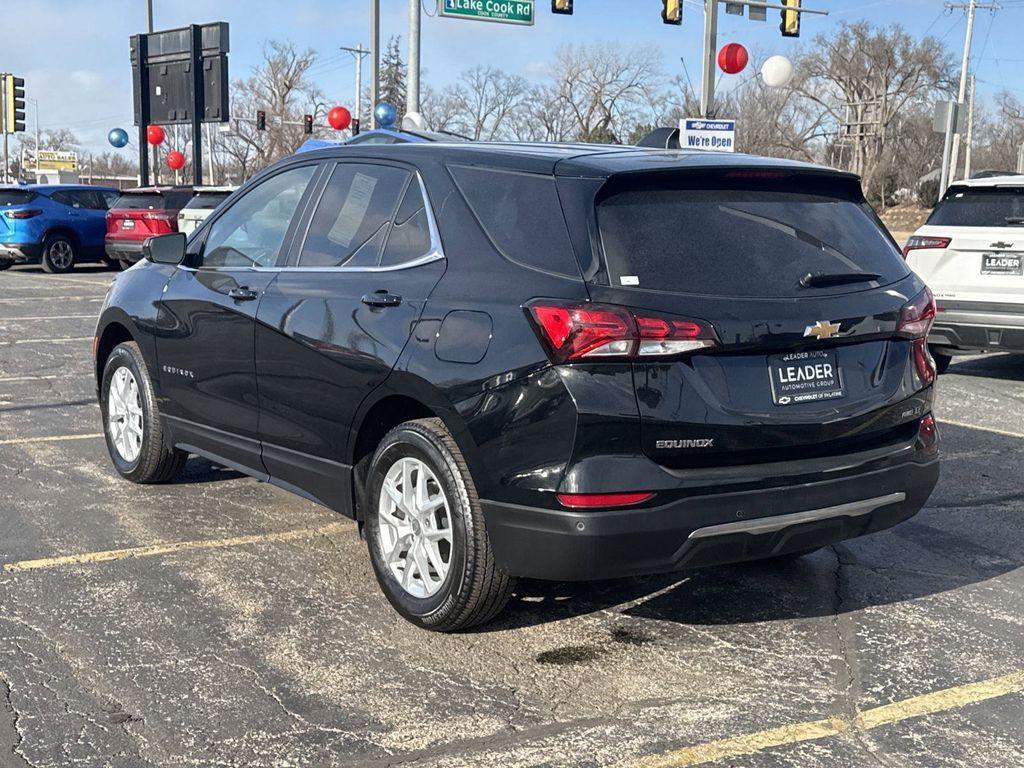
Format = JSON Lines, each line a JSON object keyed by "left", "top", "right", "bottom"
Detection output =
{"left": 906, "top": 183, "right": 1024, "bottom": 305}
{"left": 0, "top": 189, "right": 40, "bottom": 239}
{"left": 559, "top": 168, "right": 933, "bottom": 469}
{"left": 177, "top": 189, "right": 232, "bottom": 234}
{"left": 106, "top": 189, "right": 190, "bottom": 242}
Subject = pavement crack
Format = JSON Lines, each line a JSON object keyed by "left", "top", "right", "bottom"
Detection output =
{"left": 1, "top": 676, "right": 35, "bottom": 768}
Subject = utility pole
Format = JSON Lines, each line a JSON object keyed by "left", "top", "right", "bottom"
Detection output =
{"left": 1, "top": 74, "right": 8, "bottom": 184}
{"left": 408, "top": 0, "right": 421, "bottom": 119}
{"left": 371, "top": 0, "right": 380, "bottom": 128}
{"left": 340, "top": 45, "right": 371, "bottom": 127}
{"left": 946, "top": 0, "right": 999, "bottom": 183}
{"left": 964, "top": 74, "right": 976, "bottom": 180}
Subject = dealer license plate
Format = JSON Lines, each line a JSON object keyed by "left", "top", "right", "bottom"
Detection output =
{"left": 768, "top": 349, "right": 845, "bottom": 406}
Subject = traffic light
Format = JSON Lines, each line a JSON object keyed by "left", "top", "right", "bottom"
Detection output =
{"left": 256, "top": 109, "right": 266, "bottom": 131}
{"left": 662, "top": 0, "right": 681, "bottom": 25}
{"left": 551, "top": 0, "right": 572, "bottom": 14}
{"left": 351, "top": 118, "right": 361, "bottom": 136}
{"left": 3, "top": 75, "right": 26, "bottom": 134}
{"left": 303, "top": 114, "right": 313, "bottom": 134}
{"left": 780, "top": 0, "right": 800, "bottom": 37}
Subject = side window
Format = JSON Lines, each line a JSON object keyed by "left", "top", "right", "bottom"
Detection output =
{"left": 298, "top": 163, "right": 409, "bottom": 268}
{"left": 448, "top": 165, "right": 581, "bottom": 277}
{"left": 78, "top": 191, "right": 107, "bottom": 210}
{"left": 202, "top": 165, "right": 316, "bottom": 269}
{"left": 51, "top": 191, "right": 83, "bottom": 208}
{"left": 101, "top": 191, "right": 120, "bottom": 209}
{"left": 380, "top": 179, "right": 432, "bottom": 267}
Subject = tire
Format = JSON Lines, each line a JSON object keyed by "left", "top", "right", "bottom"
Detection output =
{"left": 100, "top": 341, "right": 187, "bottom": 483}
{"left": 41, "top": 234, "right": 77, "bottom": 273}
{"left": 364, "top": 418, "right": 515, "bottom": 632}
{"left": 930, "top": 346, "right": 953, "bottom": 375}
{"left": 104, "top": 257, "right": 124, "bottom": 271}
{"left": 0, "top": 258, "right": 12, "bottom": 271}
{"left": 119, "top": 259, "right": 133, "bottom": 271}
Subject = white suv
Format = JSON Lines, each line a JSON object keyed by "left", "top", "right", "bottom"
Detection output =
{"left": 176, "top": 186, "right": 236, "bottom": 235}
{"left": 904, "top": 175, "right": 1024, "bottom": 373}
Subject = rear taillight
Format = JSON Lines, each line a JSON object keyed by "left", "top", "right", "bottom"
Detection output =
{"left": 918, "top": 414, "right": 939, "bottom": 456}
{"left": 896, "top": 288, "right": 936, "bottom": 339}
{"left": 2, "top": 208, "right": 43, "bottom": 219}
{"left": 525, "top": 300, "right": 718, "bottom": 363}
{"left": 556, "top": 492, "right": 655, "bottom": 509}
{"left": 897, "top": 288, "right": 937, "bottom": 385}
{"left": 902, "top": 236, "right": 950, "bottom": 259}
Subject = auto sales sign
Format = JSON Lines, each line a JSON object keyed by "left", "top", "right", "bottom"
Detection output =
{"left": 679, "top": 119, "right": 736, "bottom": 152}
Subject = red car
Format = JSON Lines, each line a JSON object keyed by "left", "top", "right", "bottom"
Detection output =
{"left": 105, "top": 186, "right": 193, "bottom": 269}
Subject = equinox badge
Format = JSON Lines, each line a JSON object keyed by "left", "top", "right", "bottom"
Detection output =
{"left": 803, "top": 320, "right": 841, "bottom": 340}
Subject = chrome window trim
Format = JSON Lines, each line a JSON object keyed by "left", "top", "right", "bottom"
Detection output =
{"left": 181, "top": 169, "right": 444, "bottom": 275}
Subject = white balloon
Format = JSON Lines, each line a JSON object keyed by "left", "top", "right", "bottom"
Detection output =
{"left": 761, "top": 55, "right": 794, "bottom": 88}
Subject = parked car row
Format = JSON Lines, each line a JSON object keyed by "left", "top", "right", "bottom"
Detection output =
{"left": 0, "top": 183, "right": 235, "bottom": 273}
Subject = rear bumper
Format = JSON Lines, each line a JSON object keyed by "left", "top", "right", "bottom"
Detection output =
{"left": 482, "top": 447, "right": 939, "bottom": 581}
{"left": 0, "top": 242, "right": 42, "bottom": 262}
{"left": 931, "top": 304, "right": 1024, "bottom": 353}
{"left": 105, "top": 240, "right": 145, "bottom": 263}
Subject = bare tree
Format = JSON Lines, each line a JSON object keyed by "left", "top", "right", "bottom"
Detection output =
{"left": 218, "top": 41, "right": 326, "bottom": 181}
{"left": 794, "top": 22, "right": 955, "bottom": 198}
{"left": 544, "top": 44, "right": 662, "bottom": 143}
{"left": 450, "top": 66, "right": 529, "bottom": 140}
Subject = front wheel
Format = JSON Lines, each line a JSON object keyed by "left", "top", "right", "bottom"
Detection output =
{"left": 0, "top": 258, "right": 12, "bottom": 271}
{"left": 364, "top": 418, "right": 515, "bottom": 632}
{"left": 100, "top": 341, "right": 187, "bottom": 483}
{"left": 41, "top": 234, "right": 76, "bottom": 273}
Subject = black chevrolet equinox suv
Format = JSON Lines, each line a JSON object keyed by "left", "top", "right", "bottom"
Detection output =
{"left": 94, "top": 142, "right": 940, "bottom": 630}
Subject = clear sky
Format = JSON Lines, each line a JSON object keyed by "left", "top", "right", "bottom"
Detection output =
{"left": 7, "top": 0, "right": 1024, "bottom": 155}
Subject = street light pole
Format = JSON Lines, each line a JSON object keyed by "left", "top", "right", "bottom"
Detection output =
{"left": 699, "top": 0, "right": 718, "bottom": 118}
{"left": 408, "top": 0, "right": 421, "bottom": 119}
{"left": 371, "top": 0, "right": 380, "bottom": 128}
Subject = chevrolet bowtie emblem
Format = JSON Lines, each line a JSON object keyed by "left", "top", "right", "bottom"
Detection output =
{"left": 804, "top": 320, "right": 841, "bottom": 340}
{"left": 990, "top": 241, "right": 1014, "bottom": 250}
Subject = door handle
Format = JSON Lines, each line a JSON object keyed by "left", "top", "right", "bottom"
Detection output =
{"left": 361, "top": 291, "right": 402, "bottom": 308}
{"left": 228, "top": 287, "right": 259, "bottom": 301}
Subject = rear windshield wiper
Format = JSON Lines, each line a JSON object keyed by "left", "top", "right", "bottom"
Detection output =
{"left": 799, "top": 271, "right": 881, "bottom": 288}
{"left": 1005, "top": 216, "right": 1024, "bottom": 225}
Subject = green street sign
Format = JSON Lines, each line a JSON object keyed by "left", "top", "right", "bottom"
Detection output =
{"left": 439, "top": 0, "right": 535, "bottom": 26}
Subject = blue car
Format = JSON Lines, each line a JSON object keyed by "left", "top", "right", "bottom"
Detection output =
{"left": 0, "top": 184, "right": 120, "bottom": 273}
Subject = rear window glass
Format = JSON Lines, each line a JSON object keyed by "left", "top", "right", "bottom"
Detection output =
{"left": 0, "top": 190, "right": 36, "bottom": 206}
{"left": 926, "top": 187, "right": 1024, "bottom": 227}
{"left": 112, "top": 193, "right": 165, "bottom": 210}
{"left": 448, "top": 165, "right": 580, "bottom": 278}
{"left": 596, "top": 180, "right": 908, "bottom": 298}
{"left": 184, "top": 191, "right": 232, "bottom": 210}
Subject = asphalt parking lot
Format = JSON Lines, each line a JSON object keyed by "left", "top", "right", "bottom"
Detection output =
{"left": 1, "top": 264, "right": 1023, "bottom": 768}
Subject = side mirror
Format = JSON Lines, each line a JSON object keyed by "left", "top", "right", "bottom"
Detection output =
{"left": 143, "top": 233, "right": 186, "bottom": 265}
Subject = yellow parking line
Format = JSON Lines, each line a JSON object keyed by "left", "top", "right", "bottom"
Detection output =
{"left": 2, "top": 522, "right": 348, "bottom": 573}
{"left": 0, "top": 433, "right": 102, "bottom": 446}
{"left": 11, "top": 336, "right": 93, "bottom": 344}
{"left": 938, "top": 419, "right": 1024, "bottom": 439}
{"left": 631, "top": 670, "right": 1024, "bottom": 767}
{"left": 0, "top": 315, "right": 96, "bottom": 321}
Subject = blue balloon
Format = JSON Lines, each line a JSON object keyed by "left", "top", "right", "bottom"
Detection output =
{"left": 374, "top": 102, "right": 397, "bottom": 129}
{"left": 108, "top": 128, "right": 129, "bottom": 148}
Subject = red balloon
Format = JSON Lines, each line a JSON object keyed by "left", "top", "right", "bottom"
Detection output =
{"left": 328, "top": 106, "right": 352, "bottom": 131}
{"left": 166, "top": 150, "right": 186, "bottom": 171}
{"left": 146, "top": 124, "right": 166, "bottom": 146}
{"left": 717, "top": 43, "right": 749, "bottom": 75}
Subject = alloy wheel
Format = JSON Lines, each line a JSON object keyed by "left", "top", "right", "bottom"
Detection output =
{"left": 50, "top": 240, "right": 74, "bottom": 270}
{"left": 377, "top": 456, "right": 453, "bottom": 598}
{"left": 107, "top": 367, "right": 144, "bottom": 463}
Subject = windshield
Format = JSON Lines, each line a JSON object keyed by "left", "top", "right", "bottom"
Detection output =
{"left": 596, "top": 181, "right": 908, "bottom": 298}
{"left": 927, "top": 187, "right": 1024, "bottom": 227}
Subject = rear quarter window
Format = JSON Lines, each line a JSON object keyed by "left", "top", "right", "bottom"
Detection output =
{"left": 448, "top": 165, "right": 581, "bottom": 278}
{"left": 926, "top": 187, "right": 1024, "bottom": 227}
{"left": 596, "top": 176, "right": 909, "bottom": 298}
{"left": 0, "top": 190, "right": 37, "bottom": 206}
